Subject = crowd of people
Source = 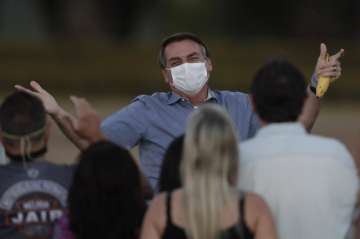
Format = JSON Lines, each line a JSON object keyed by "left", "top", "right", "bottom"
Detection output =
{"left": 0, "top": 32, "right": 358, "bottom": 239}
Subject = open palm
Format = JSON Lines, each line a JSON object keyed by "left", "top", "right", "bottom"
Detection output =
{"left": 15, "top": 81, "right": 61, "bottom": 115}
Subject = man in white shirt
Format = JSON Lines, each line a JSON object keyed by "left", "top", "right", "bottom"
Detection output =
{"left": 238, "top": 59, "right": 359, "bottom": 239}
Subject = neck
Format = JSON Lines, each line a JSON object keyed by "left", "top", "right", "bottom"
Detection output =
{"left": 173, "top": 84, "right": 209, "bottom": 106}
{"left": 6, "top": 145, "right": 47, "bottom": 162}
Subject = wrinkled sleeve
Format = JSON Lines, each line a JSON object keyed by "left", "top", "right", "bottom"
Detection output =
{"left": 101, "top": 98, "right": 148, "bottom": 149}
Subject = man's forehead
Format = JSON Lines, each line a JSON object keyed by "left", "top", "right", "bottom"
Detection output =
{"left": 164, "top": 39, "right": 203, "bottom": 59}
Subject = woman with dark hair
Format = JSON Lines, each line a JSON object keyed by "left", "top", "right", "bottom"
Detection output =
{"left": 158, "top": 135, "right": 184, "bottom": 192}
{"left": 70, "top": 141, "right": 146, "bottom": 239}
{"left": 45, "top": 97, "right": 148, "bottom": 239}
{"left": 53, "top": 141, "right": 147, "bottom": 239}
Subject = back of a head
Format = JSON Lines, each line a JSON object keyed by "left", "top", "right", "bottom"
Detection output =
{"left": 0, "top": 92, "right": 46, "bottom": 155}
{"left": 250, "top": 59, "right": 307, "bottom": 123}
{"left": 68, "top": 141, "right": 146, "bottom": 239}
{"left": 158, "top": 135, "right": 184, "bottom": 192}
{"left": 182, "top": 104, "right": 239, "bottom": 239}
{"left": 0, "top": 91, "right": 46, "bottom": 136}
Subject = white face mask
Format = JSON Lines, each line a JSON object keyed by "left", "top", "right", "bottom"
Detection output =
{"left": 170, "top": 62, "right": 208, "bottom": 95}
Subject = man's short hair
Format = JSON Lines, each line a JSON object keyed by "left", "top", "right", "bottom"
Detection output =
{"left": 250, "top": 59, "right": 307, "bottom": 123}
{"left": 158, "top": 32, "right": 210, "bottom": 69}
{"left": 0, "top": 92, "right": 46, "bottom": 139}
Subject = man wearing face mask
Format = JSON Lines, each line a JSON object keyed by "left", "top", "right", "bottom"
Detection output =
{"left": 100, "top": 32, "right": 343, "bottom": 189}
{"left": 16, "top": 33, "right": 343, "bottom": 190}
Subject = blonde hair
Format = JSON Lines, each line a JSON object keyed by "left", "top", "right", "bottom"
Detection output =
{"left": 181, "top": 104, "right": 239, "bottom": 239}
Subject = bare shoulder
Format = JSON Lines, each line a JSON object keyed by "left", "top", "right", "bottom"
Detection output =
{"left": 245, "top": 192, "right": 269, "bottom": 212}
{"left": 244, "top": 192, "right": 272, "bottom": 230}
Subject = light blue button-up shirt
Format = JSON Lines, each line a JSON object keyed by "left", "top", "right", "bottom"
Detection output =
{"left": 101, "top": 90, "right": 260, "bottom": 189}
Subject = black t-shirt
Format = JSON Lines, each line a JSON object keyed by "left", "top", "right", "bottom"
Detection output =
{"left": 0, "top": 160, "right": 75, "bottom": 239}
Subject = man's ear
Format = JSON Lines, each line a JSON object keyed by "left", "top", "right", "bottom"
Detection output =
{"left": 162, "top": 69, "right": 171, "bottom": 84}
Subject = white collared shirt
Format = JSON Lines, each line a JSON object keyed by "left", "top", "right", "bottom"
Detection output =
{"left": 238, "top": 122, "right": 359, "bottom": 239}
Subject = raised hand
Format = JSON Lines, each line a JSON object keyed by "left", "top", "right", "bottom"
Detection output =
{"left": 69, "top": 96, "right": 105, "bottom": 143}
{"left": 315, "top": 43, "right": 344, "bottom": 81}
{"left": 15, "top": 81, "right": 62, "bottom": 116}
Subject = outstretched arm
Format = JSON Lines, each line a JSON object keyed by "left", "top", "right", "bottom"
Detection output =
{"left": 299, "top": 43, "right": 344, "bottom": 132}
{"left": 15, "top": 81, "right": 88, "bottom": 150}
{"left": 70, "top": 96, "right": 153, "bottom": 198}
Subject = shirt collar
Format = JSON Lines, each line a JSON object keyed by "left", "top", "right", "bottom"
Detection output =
{"left": 256, "top": 122, "right": 307, "bottom": 138}
{"left": 167, "top": 89, "right": 218, "bottom": 105}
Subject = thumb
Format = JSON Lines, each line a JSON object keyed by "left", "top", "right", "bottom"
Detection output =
{"left": 319, "top": 43, "right": 327, "bottom": 60}
{"left": 70, "top": 95, "right": 82, "bottom": 116}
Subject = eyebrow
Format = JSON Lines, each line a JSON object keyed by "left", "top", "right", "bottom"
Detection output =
{"left": 168, "top": 51, "right": 200, "bottom": 61}
{"left": 186, "top": 52, "right": 200, "bottom": 58}
{"left": 168, "top": 56, "right": 182, "bottom": 62}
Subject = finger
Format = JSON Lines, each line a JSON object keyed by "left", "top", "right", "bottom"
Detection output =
{"left": 14, "top": 85, "right": 39, "bottom": 97}
{"left": 318, "top": 62, "right": 340, "bottom": 70}
{"left": 318, "top": 67, "right": 341, "bottom": 74}
{"left": 317, "top": 71, "right": 339, "bottom": 78}
{"left": 330, "top": 49, "right": 345, "bottom": 61}
{"left": 69, "top": 96, "right": 82, "bottom": 129}
{"left": 30, "top": 81, "right": 46, "bottom": 94}
{"left": 70, "top": 96, "right": 93, "bottom": 117}
{"left": 319, "top": 43, "right": 327, "bottom": 60}
{"left": 70, "top": 96, "right": 81, "bottom": 114}
{"left": 331, "top": 71, "right": 341, "bottom": 81}
{"left": 69, "top": 115, "right": 79, "bottom": 131}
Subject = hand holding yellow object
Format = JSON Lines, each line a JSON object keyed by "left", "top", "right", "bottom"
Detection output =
{"left": 316, "top": 54, "right": 330, "bottom": 98}
{"left": 314, "top": 43, "right": 344, "bottom": 98}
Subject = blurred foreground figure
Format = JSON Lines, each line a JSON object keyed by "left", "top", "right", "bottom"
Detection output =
{"left": 53, "top": 141, "right": 147, "bottom": 239}
{"left": 239, "top": 59, "right": 359, "bottom": 239}
{"left": 0, "top": 92, "right": 74, "bottom": 239}
{"left": 48, "top": 96, "right": 148, "bottom": 239}
{"left": 141, "top": 104, "right": 277, "bottom": 239}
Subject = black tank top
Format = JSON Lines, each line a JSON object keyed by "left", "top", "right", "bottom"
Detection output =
{"left": 161, "top": 191, "right": 255, "bottom": 239}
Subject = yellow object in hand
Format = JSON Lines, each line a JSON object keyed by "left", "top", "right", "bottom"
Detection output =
{"left": 316, "top": 54, "right": 331, "bottom": 98}
{"left": 316, "top": 76, "right": 330, "bottom": 98}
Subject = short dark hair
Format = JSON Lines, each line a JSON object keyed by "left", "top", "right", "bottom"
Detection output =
{"left": 158, "top": 135, "right": 184, "bottom": 192}
{"left": 158, "top": 32, "right": 210, "bottom": 69}
{"left": 250, "top": 59, "right": 307, "bottom": 123}
{"left": 0, "top": 92, "right": 46, "bottom": 136}
{"left": 68, "top": 141, "right": 146, "bottom": 239}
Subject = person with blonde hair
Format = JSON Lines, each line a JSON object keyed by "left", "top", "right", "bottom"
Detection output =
{"left": 141, "top": 104, "right": 277, "bottom": 239}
